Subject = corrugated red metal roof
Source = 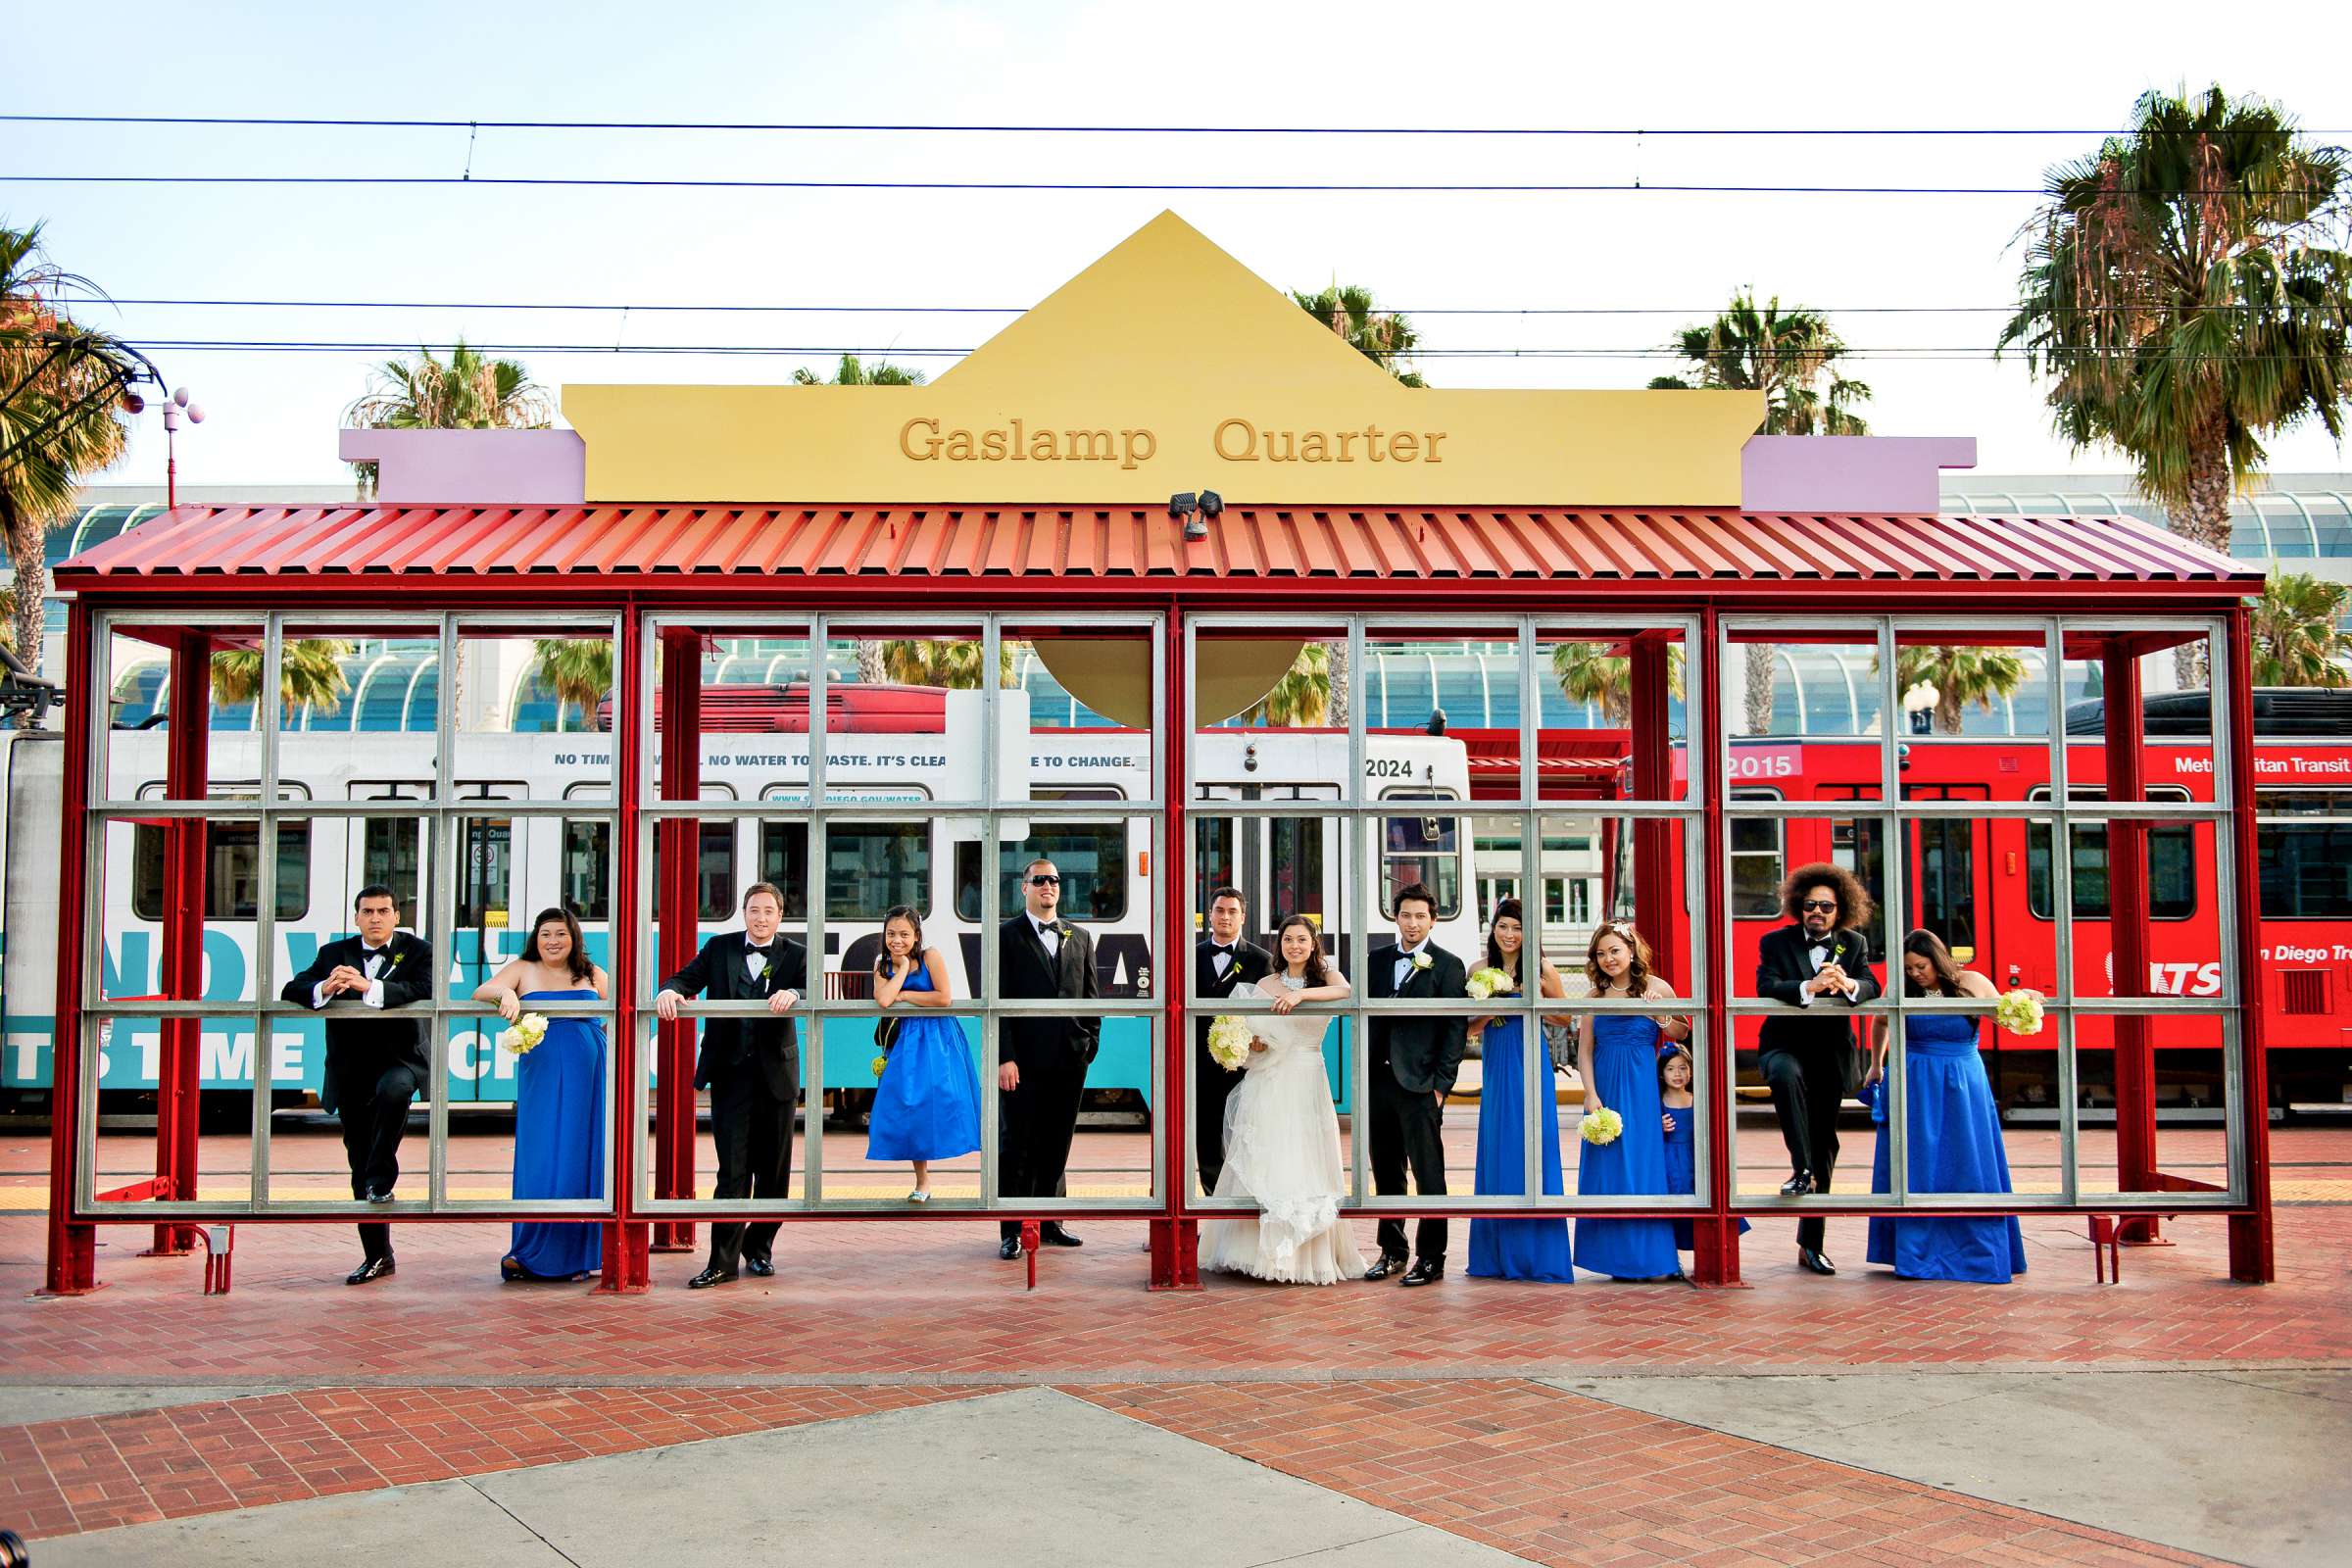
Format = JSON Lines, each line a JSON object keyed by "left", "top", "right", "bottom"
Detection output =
{"left": 54, "top": 504, "right": 2257, "bottom": 587}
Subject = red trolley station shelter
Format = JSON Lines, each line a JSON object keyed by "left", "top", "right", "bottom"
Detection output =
{"left": 43, "top": 215, "right": 2274, "bottom": 1296}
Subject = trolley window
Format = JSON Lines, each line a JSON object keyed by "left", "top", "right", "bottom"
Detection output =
{"left": 2257, "top": 790, "right": 2352, "bottom": 920}
{"left": 2025, "top": 788, "right": 2195, "bottom": 920}
{"left": 560, "top": 820, "right": 734, "bottom": 923}
{"left": 1379, "top": 789, "right": 1462, "bottom": 919}
{"left": 956, "top": 823, "right": 1126, "bottom": 922}
{"left": 762, "top": 822, "right": 931, "bottom": 920}
{"left": 1729, "top": 789, "right": 1785, "bottom": 918}
{"left": 130, "top": 784, "right": 311, "bottom": 921}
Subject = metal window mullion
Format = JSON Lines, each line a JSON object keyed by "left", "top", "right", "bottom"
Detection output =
{"left": 1348, "top": 616, "right": 1370, "bottom": 1207}
{"left": 1519, "top": 614, "right": 1542, "bottom": 1206}
{"left": 251, "top": 612, "right": 282, "bottom": 1206}
{"left": 76, "top": 611, "right": 110, "bottom": 1211}
{"left": 805, "top": 615, "right": 828, "bottom": 1205}
{"left": 978, "top": 614, "right": 1000, "bottom": 1212}
{"left": 1148, "top": 612, "right": 1166, "bottom": 1205}
{"left": 1878, "top": 618, "right": 1908, "bottom": 1207}
{"left": 2046, "top": 619, "right": 2079, "bottom": 1199}
{"left": 426, "top": 613, "right": 458, "bottom": 1206}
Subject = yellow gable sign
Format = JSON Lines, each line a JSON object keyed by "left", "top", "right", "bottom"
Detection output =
{"left": 564, "top": 212, "right": 1761, "bottom": 506}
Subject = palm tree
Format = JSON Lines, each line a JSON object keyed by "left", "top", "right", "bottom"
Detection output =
{"left": 344, "top": 340, "right": 554, "bottom": 499}
{"left": 2250, "top": 570, "right": 2352, "bottom": 686}
{"left": 1291, "top": 284, "right": 1426, "bottom": 387}
{"left": 1, "top": 220, "right": 136, "bottom": 681}
{"left": 1653, "top": 290, "right": 1871, "bottom": 731}
{"left": 791, "top": 354, "right": 927, "bottom": 388}
{"left": 1889, "top": 646, "right": 2030, "bottom": 735}
{"left": 208, "top": 639, "right": 355, "bottom": 722}
{"left": 1243, "top": 643, "right": 1331, "bottom": 726}
{"left": 1998, "top": 87, "right": 2352, "bottom": 680}
{"left": 1551, "top": 641, "right": 1687, "bottom": 726}
{"left": 531, "top": 637, "right": 614, "bottom": 727}
{"left": 878, "top": 639, "right": 1013, "bottom": 689}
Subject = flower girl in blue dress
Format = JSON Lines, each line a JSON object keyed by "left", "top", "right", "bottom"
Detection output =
{"left": 867, "top": 906, "right": 982, "bottom": 1202}
{"left": 1657, "top": 1042, "right": 1746, "bottom": 1254}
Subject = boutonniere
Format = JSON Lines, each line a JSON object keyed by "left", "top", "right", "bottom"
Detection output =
{"left": 382, "top": 953, "right": 403, "bottom": 973}
{"left": 1411, "top": 953, "right": 1433, "bottom": 972}
{"left": 1055, "top": 923, "right": 1073, "bottom": 939}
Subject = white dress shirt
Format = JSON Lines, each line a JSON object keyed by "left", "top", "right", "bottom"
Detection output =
{"left": 1033, "top": 916, "right": 1061, "bottom": 960}
{"left": 1208, "top": 942, "right": 1234, "bottom": 977}
{"left": 744, "top": 939, "right": 769, "bottom": 982}
{"left": 1393, "top": 943, "right": 1426, "bottom": 989}
{"left": 1795, "top": 937, "right": 1858, "bottom": 1007}
{"left": 315, "top": 943, "right": 393, "bottom": 1009}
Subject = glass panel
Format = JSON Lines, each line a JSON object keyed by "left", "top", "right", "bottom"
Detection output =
{"left": 85, "top": 1011, "right": 258, "bottom": 1210}
{"left": 452, "top": 626, "right": 613, "bottom": 797}
{"left": 819, "top": 1013, "right": 984, "bottom": 1205}
{"left": 2076, "top": 1011, "right": 2235, "bottom": 1201}
{"left": 2045, "top": 816, "right": 2220, "bottom": 1002}
{"left": 824, "top": 622, "right": 1001, "bottom": 805}
{"left": 101, "top": 814, "right": 264, "bottom": 1004}
{"left": 1890, "top": 628, "right": 2048, "bottom": 740}
{"left": 100, "top": 621, "right": 268, "bottom": 804}
{"left": 1533, "top": 624, "right": 1690, "bottom": 804}
{"left": 1729, "top": 627, "right": 1886, "bottom": 748}
{"left": 2060, "top": 628, "right": 2221, "bottom": 785}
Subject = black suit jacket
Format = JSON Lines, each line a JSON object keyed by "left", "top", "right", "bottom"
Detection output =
{"left": 998, "top": 914, "right": 1102, "bottom": 1065}
{"left": 281, "top": 932, "right": 432, "bottom": 1112}
{"left": 663, "top": 933, "right": 807, "bottom": 1100}
{"left": 1756, "top": 924, "right": 1880, "bottom": 1081}
{"left": 1366, "top": 940, "right": 1470, "bottom": 1095}
{"left": 1194, "top": 937, "right": 1274, "bottom": 1033}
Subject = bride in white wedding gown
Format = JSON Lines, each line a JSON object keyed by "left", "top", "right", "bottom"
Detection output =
{"left": 1200, "top": 915, "right": 1366, "bottom": 1286}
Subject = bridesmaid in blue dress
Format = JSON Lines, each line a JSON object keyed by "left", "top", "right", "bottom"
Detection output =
{"left": 866, "top": 906, "right": 982, "bottom": 1201}
{"left": 475, "top": 907, "right": 606, "bottom": 1283}
{"left": 1656, "top": 1043, "right": 1748, "bottom": 1252}
{"left": 1572, "top": 921, "right": 1687, "bottom": 1281}
{"left": 1467, "top": 900, "right": 1573, "bottom": 1282}
{"left": 1865, "top": 930, "right": 2027, "bottom": 1283}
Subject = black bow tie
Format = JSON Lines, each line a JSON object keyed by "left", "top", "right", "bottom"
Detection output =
{"left": 1210, "top": 944, "right": 1234, "bottom": 956}
{"left": 363, "top": 946, "right": 388, "bottom": 959}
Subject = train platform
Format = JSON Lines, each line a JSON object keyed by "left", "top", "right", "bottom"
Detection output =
{"left": 4, "top": 1128, "right": 2347, "bottom": 1566}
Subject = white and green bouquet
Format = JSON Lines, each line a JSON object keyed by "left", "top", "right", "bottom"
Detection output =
{"left": 1206, "top": 1013, "right": 1256, "bottom": 1071}
{"left": 496, "top": 1012, "right": 549, "bottom": 1054}
{"left": 1577, "top": 1106, "right": 1623, "bottom": 1146}
{"left": 1995, "top": 988, "right": 2046, "bottom": 1037}
{"left": 1465, "top": 965, "right": 1517, "bottom": 1002}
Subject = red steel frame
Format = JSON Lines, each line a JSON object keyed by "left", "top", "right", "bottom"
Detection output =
{"left": 41, "top": 575, "right": 2278, "bottom": 1294}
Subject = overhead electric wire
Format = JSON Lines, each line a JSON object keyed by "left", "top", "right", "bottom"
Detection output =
{"left": 6, "top": 172, "right": 2091, "bottom": 193}
{"left": 15, "top": 114, "right": 2333, "bottom": 136}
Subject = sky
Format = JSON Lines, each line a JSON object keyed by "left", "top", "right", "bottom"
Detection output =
{"left": 10, "top": 0, "right": 2352, "bottom": 492}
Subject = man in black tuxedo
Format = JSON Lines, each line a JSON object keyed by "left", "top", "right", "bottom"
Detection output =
{"left": 997, "top": 857, "right": 1101, "bottom": 1258}
{"left": 1756, "top": 861, "right": 1881, "bottom": 1277}
{"left": 1194, "top": 884, "right": 1273, "bottom": 1196}
{"left": 281, "top": 884, "right": 432, "bottom": 1286}
{"left": 1363, "top": 881, "right": 1468, "bottom": 1287}
{"left": 657, "top": 881, "right": 805, "bottom": 1289}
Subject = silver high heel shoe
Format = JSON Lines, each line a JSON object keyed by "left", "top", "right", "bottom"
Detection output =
{"left": 906, "top": 1188, "right": 931, "bottom": 1205}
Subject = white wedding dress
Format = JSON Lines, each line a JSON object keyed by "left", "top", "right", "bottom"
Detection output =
{"left": 1199, "top": 972, "right": 1366, "bottom": 1286}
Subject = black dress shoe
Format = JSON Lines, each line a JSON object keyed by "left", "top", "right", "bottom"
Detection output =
{"left": 745, "top": 1257, "right": 775, "bottom": 1278}
{"left": 364, "top": 1188, "right": 396, "bottom": 1204}
{"left": 1038, "top": 1224, "right": 1082, "bottom": 1248}
{"left": 1363, "top": 1254, "right": 1409, "bottom": 1282}
{"left": 1780, "top": 1171, "right": 1816, "bottom": 1197}
{"left": 345, "top": 1257, "right": 394, "bottom": 1286}
{"left": 1399, "top": 1259, "right": 1446, "bottom": 1288}
{"left": 687, "top": 1265, "right": 738, "bottom": 1289}
{"left": 1797, "top": 1248, "right": 1838, "bottom": 1276}
{"left": 999, "top": 1236, "right": 1025, "bottom": 1260}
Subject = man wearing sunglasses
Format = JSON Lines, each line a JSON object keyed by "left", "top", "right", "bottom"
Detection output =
{"left": 1756, "top": 862, "right": 1880, "bottom": 1278}
{"left": 996, "top": 858, "right": 1101, "bottom": 1259}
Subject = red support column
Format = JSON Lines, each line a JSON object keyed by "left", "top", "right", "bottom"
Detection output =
{"left": 651, "top": 627, "right": 703, "bottom": 1252}
{"left": 44, "top": 601, "right": 100, "bottom": 1295}
{"left": 600, "top": 605, "right": 652, "bottom": 1292}
{"left": 1151, "top": 607, "right": 1199, "bottom": 1289}
{"left": 147, "top": 630, "right": 213, "bottom": 1256}
{"left": 1690, "top": 610, "right": 1742, "bottom": 1287}
{"left": 2225, "top": 607, "right": 2275, "bottom": 1282}
{"left": 2102, "top": 641, "right": 2160, "bottom": 1242}
{"left": 1629, "top": 634, "right": 1675, "bottom": 982}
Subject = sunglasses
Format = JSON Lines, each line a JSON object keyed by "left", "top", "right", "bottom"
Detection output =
{"left": 1800, "top": 899, "right": 1839, "bottom": 913}
{"left": 1028, "top": 874, "right": 1061, "bottom": 886}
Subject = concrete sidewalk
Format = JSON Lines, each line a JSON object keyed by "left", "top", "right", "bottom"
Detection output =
{"left": 33, "top": 1388, "right": 1524, "bottom": 1567}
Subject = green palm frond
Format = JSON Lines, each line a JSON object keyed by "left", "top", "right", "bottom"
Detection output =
{"left": 209, "top": 639, "right": 355, "bottom": 718}
{"left": 1652, "top": 289, "right": 1871, "bottom": 435}
{"left": 1291, "top": 284, "right": 1427, "bottom": 387}
{"left": 1886, "top": 646, "right": 2031, "bottom": 735}
{"left": 1244, "top": 643, "right": 1332, "bottom": 726}
{"left": 2250, "top": 570, "right": 2352, "bottom": 687}
{"left": 532, "top": 638, "right": 615, "bottom": 721}
{"left": 1550, "top": 642, "right": 1687, "bottom": 725}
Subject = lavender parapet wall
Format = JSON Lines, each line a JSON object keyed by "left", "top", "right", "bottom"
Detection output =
{"left": 335, "top": 426, "right": 1976, "bottom": 515}
{"left": 338, "top": 428, "right": 587, "bottom": 506}
{"left": 1740, "top": 435, "right": 1977, "bottom": 514}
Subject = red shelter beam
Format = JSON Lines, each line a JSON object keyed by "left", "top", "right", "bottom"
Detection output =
{"left": 652, "top": 627, "right": 704, "bottom": 1252}
{"left": 43, "top": 602, "right": 99, "bottom": 1295}
{"left": 1629, "top": 633, "right": 1676, "bottom": 984}
{"left": 1151, "top": 605, "right": 1197, "bottom": 1289}
{"left": 148, "top": 630, "right": 213, "bottom": 1256}
{"left": 600, "top": 606, "right": 653, "bottom": 1291}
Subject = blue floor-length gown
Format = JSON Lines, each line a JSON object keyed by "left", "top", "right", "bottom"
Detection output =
{"left": 1661, "top": 1105, "right": 1748, "bottom": 1251}
{"left": 506, "top": 988, "right": 605, "bottom": 1280}
{"left": 1867, "top": 1011, "right": 2027, "bottom": 1282}
{"left": 1468, "top": 1014, "right": 1572, "bottom": 1281}
{"left": 866, "top": 964, "right": 983, "bottom": 1161}
{"left": 1572, "top": 1014, "right": 1681, "bottom": 1279}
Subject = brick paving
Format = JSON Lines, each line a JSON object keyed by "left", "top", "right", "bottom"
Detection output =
{"left": 1077, "top": 1380, "right": 2220, "bottom": 1567}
